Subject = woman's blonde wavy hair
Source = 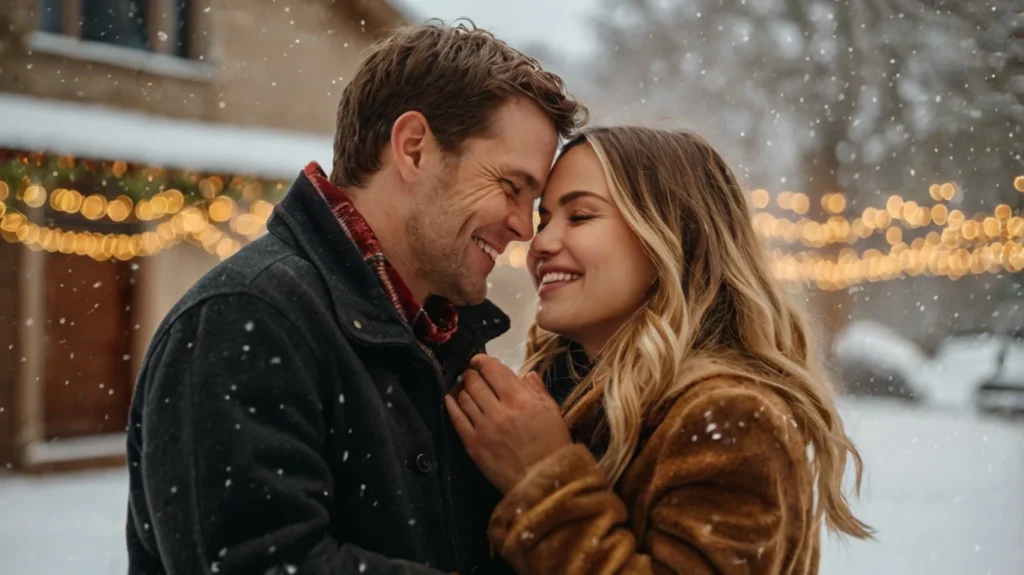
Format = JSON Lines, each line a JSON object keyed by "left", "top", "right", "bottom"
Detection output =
{"left": 523, "top": 126, "right": 871, "bottom": 539}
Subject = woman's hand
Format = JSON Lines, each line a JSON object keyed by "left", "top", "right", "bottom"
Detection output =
{"left": 445, "top": 354, "right": 573, "bottom": 494}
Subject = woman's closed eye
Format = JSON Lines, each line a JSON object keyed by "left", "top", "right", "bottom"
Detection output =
{"left": 536, "top": 213, "right": 596, "bottom": 232}
{"left": 568, "top": 213, "right": 596, "bottom": 224}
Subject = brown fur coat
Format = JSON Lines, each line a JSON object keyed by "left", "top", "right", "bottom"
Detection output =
{"left": 488, "top": 377, "right": 819, "bottom": 574}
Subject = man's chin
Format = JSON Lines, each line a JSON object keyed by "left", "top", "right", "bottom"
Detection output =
{"left": 444, "top": 278, "right": 489, "bottom": 307}
{"left": 447, "top": 290, "right": 487, "bottom": 307}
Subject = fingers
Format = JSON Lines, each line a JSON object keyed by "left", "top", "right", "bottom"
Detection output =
{"left": 463, "top": 365, "right": 501, "bottom": 411}
{"left": 468, "top": 353, "right": 491, "bottom": 371}
{"left": 444, "top": 395, "right": 475, "bottom": 444}
{"left": 469, "top": 354, "right": 518, "bottom": 400}
{"left": 522, "top": 371, "right": 548, "bottom": 396}
{"left": 457, "top": 388, "right": 484, "bottom": 425}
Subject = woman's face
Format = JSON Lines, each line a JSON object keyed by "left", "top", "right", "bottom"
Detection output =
{"left": 528, "top": 143, "right": 657, "bottom": 358}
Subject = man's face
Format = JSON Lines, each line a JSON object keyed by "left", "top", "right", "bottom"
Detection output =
{"left": 406, "top": 98, "right": 559, "bottom": 306}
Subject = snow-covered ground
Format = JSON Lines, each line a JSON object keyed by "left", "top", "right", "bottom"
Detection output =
{"left": 821, "top": 399, "right": 1024, "bottom": 575}
{"left": 1, "top": 398, "right": 1022, "bottom": 574}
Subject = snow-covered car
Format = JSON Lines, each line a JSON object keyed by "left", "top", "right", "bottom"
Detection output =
{"left": 935, "top": 331, "right": 1024, "bottom": 416}
{"left": 833, "top": 321, "right": 1024, "bottom": 415}
{"left": 831, "top": 320, "right": 924, "bottom": 401}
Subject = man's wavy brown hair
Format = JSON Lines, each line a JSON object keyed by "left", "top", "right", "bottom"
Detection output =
{"left": 330, "top": 20, "right": 588, "bottom": 188}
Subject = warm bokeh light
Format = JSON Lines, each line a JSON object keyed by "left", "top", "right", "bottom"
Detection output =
{"left": 508, "top": 244, "right": 528, "bottom": 269}
{"left": 791, "top": 193, "right": 810, "bottom": 215}
{"left": 947, "top": 209, "right": 965, "bottom": 230}
{"left": 208, "top": 196, "right": 237, "bottom": 223}
{"left": 982, "top": 217, "right": 1000, "bottom": 239}
{"left": 111, "top": 160, "right": 128, "bottom": 177}
{"left": 750, "top": 188, "right": 770, "bottom": 209}
{"left": 252, "top": 199, "right": 275, "bottom": 223}
{"left": 886, "top": 195, "right": 903, "bottom": 218}
{"left": 199, "top": 177, "right": 225, "bottom": 199}
{"left": 81, "top": 195, "right": 108, "bottom": 220}
{"left": 106, "top": 196, "right": 133, "bottom": 222}
{"left": 22, "top": 185, "right": 47, "bottom": 208}
{"left": 824, "top": 193, "right": 846, "bottom": 214}
{"left": 164, "top": 189, "right": 185, "bottom": 213}
{"left": 776, "top": 191, "right": 794, "bottom": 210}
{"left": 940, "top": 182, "right": 956, "bottom": 200}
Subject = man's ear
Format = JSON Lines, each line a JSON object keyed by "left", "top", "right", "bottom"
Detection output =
{"left": 390, "top": 111, "right": 436, "bottom": 184}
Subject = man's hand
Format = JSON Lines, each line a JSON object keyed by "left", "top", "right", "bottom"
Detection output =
{"left": 444, "top": 354, "right": 572, "bottom": 494}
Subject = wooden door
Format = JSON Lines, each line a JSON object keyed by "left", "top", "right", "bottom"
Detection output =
{"left": 44, "top": 253, "right": 134, "bottom": 438}
{"left": 0, "top": 240, "right": 20, "bottom": 463}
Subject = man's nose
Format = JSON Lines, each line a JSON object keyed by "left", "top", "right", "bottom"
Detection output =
{"left": 508, "top": 202, "right": 535, "bottom": 242}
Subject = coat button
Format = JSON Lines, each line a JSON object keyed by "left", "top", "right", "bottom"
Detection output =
{"left": 415, "top": 453, "right": 433, "bottom": 474}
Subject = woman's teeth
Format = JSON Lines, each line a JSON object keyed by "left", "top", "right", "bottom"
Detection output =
{"left": 474, "top": 237, "right": 498, "bottom": 261}
{"left": 540, "top": 272, "right": 582, "bottom": 285}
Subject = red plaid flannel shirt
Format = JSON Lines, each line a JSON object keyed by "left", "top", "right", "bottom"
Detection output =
{"left": 303, "top": 162, "right": 458, "bottom": 346}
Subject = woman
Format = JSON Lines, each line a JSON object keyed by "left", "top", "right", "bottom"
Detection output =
{"left": 445, "top": 126, "right": 872, "bottom": 574}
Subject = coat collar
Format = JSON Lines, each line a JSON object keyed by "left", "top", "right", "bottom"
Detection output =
{"left": 266, "top": 168, "right": 510, "bottom": 349}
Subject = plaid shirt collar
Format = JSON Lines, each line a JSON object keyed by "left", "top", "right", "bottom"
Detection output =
{"left": 303, "top": 162, "right": 458, "bottom": 346}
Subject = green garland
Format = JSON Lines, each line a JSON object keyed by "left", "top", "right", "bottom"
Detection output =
{"left": 0, "top": 150, "right": 288, "bottom": 211}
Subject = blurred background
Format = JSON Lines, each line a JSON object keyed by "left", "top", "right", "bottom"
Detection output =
{"left": 0, "top": 0, "right": 1022, "bottom": 573}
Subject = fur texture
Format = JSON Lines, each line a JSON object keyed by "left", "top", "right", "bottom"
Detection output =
{"left": 488, "top": 378, "right": 819, "bottom": 574}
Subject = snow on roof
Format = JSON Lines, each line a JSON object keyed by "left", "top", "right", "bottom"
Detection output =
{"left": 0, "top": 93, "right": 333, "bottom": 180}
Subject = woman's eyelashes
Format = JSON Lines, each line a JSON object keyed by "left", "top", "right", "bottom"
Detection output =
{"left": 568, "top": 213, "right": 596, "bottom": 224}
{"left": 536, "top": 212, "right": 596, "bottom": 232}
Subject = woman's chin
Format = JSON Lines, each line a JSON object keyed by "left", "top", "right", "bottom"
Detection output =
{"left": 535, "top": 308, "right": 578, "bottom": 339}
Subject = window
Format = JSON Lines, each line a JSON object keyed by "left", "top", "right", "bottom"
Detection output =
{"left": 173, "top": 0, "right": 191, "bottom": 58}
{"left": 37, "top": 0, "right": 200, "bottom": 60}
{"left": 81, "top": 0, "right": 150, "bottom": 52}
{"left": 38, "top": 0, "right": 62, "bottom": 34}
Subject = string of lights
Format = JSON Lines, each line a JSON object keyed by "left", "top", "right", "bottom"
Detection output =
{"left": 0, "top": 198, "right": 274, "bottom": 262}
{"left": 0, "top": 151, "right": 286, "bottom": 225}
{"left": 2, "top": 150, "right": 1022, "bottom": 291}
{"left": 0, "top": 150, "right": 284, "bottom": 261}
{"left": 769, "top": 238, "right": 1024, "bottom": 290}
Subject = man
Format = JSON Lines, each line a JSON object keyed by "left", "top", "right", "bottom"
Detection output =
{"left": 126, "top": 22, "right": 587, "bottom": 574}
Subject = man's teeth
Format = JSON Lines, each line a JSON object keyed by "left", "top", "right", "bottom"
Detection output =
{"left": 474, "top": 237, "right": 498, "bottom": 261}
{"left": 540, "top": 272, "right": 582, "bottom": 285}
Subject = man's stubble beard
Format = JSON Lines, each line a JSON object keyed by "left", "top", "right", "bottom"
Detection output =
{"left": 403, "top": 177, "right": 487, "bottom": 307}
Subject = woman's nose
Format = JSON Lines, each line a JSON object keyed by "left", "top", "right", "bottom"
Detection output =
{"left": 529, "top": 221, "right": 560, "bottom": 259}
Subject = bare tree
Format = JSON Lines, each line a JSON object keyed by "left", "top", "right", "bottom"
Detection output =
{"left": 584, "top": 0, "right": 1023, "bottom": 337}
{"left": 587, "top": 0, "right": 1021, "bottom": 204}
